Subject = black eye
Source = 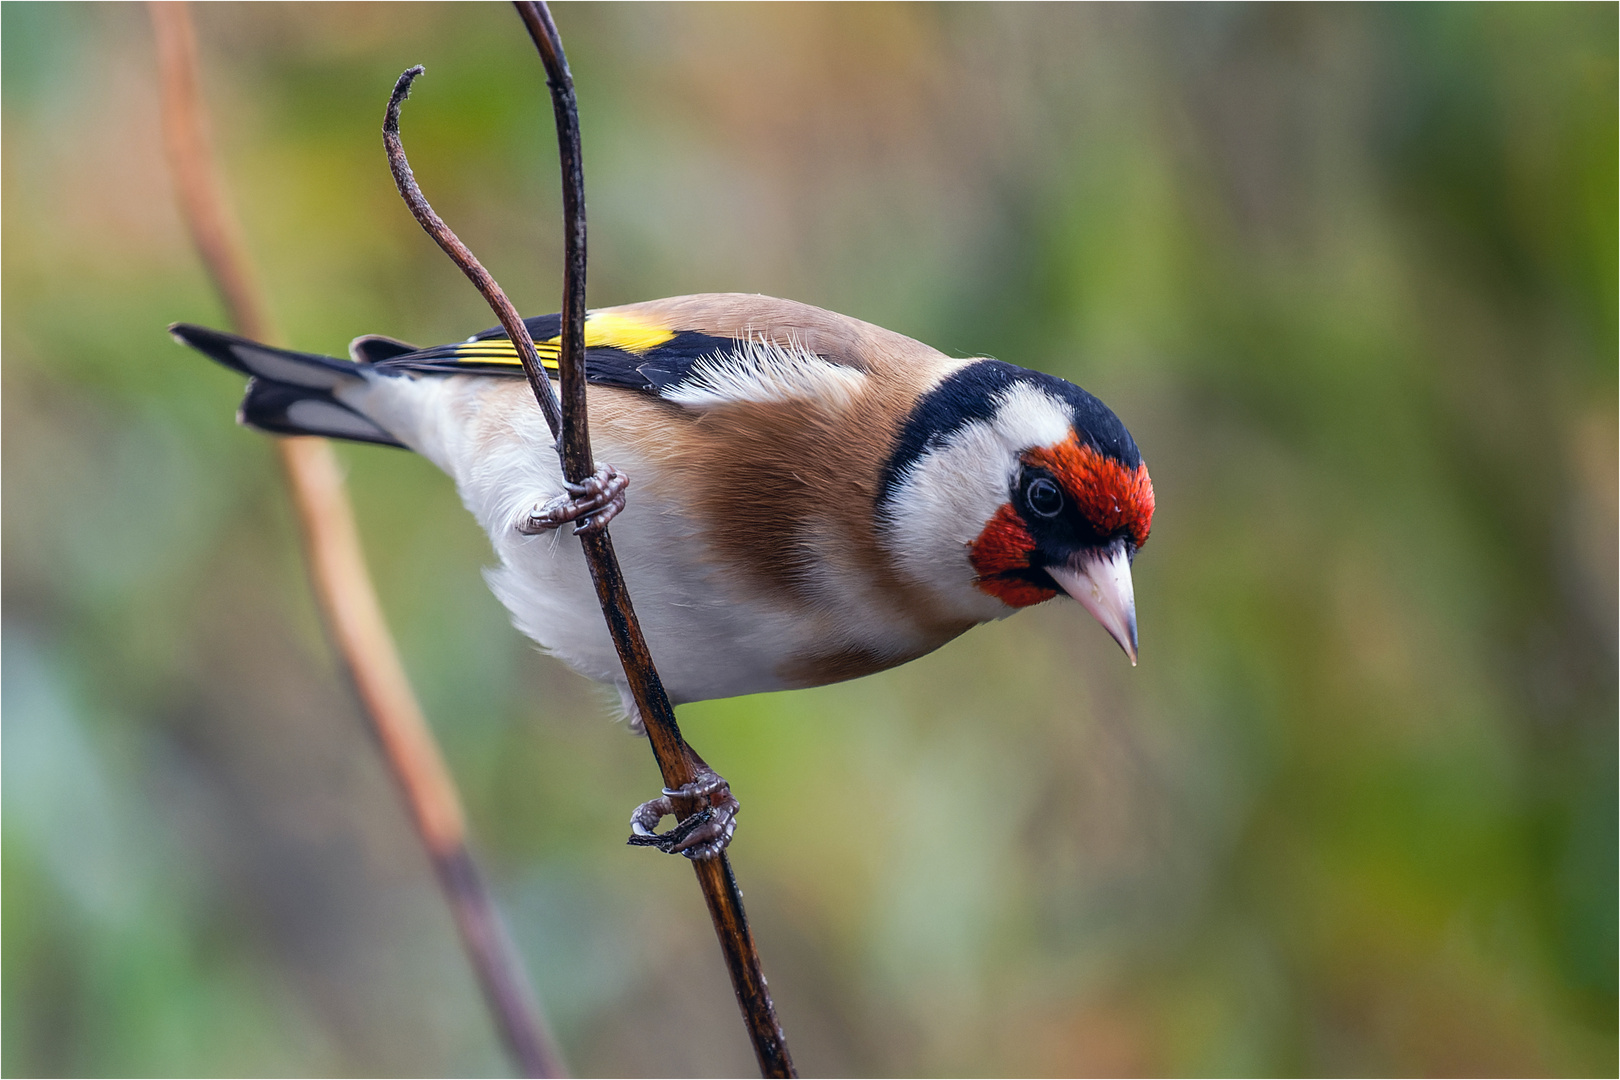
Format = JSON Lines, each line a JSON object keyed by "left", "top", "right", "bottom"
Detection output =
{"left": 1025, "top": 476, "right": 1063, "bottom": 518}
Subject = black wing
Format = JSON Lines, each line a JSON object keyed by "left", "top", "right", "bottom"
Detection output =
{"left": 370, "top": 310, "right": 736, "bottom": 396}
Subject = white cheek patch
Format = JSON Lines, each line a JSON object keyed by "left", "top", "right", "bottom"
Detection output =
{"left": 881, "top": 381, "right": 1077, "bottom": 621}
{"left": 882, "top": 420, "right": 1019, "bottom": 622}
{"left": 661, "top": 337, "right": 866, "bottom": 410}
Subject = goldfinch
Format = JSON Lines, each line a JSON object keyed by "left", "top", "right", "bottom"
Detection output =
{"left": 172, "top": 293, "right": 1154, "bottom": 726}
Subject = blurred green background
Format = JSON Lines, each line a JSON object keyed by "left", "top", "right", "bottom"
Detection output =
{"left": 3, "top": 3, "right": 1614, "bottom": 1076}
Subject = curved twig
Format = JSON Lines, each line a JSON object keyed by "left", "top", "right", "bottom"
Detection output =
{"left": 149, "top": 6, "right": 565, "bottom": 1077}
{"left": 382, "top": 68, "right": 566, "bottom": 444}
{"left": 385, "top": 7, "right": 796, "bottom": 1072}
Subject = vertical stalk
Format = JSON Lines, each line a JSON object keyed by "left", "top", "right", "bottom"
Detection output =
{"left": 513, "top": 5, "right": 795, "bottom": 1073}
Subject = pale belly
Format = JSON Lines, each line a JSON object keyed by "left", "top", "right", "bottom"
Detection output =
{"left": 482, "top": 472, "right": 814, "bottom": 705}
{"left": 348, "top": 371, "right": 947, "bottom": 705}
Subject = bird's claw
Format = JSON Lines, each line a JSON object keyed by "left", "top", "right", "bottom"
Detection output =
{"left": 626, "top": 807, "right": 715, "bottom": 853}
{"left": 517, "top": 464, "right": 629, "bottom": 536}
{"left": 627, "top": 770, "right": 738, "bottom": 860}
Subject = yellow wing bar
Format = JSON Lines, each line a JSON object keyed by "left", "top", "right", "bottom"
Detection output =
{"left": 446, "top": 310, "right": 678, "bottom": 368}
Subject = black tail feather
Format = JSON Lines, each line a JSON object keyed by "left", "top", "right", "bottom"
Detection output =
{"left": 172, "top": 322, "right": 406, "bottom": 448}
{"left": 169, "top": 323, "right": 361, "bottom": 390}
{"left": 239, "top": 380, "right": 405, "bottom": 448}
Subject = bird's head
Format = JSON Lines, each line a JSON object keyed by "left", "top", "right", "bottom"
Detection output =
{"left": 877, "top": 360, "right": 1154, "bottom": 663}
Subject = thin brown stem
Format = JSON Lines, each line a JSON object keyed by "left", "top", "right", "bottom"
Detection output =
{"left": 510, "top": 5, "right": 590, "bottom": 487}
{"left": 514, "top": 9, "right": 792, "bottom": 1069}
{"left": 384, "top": 14, "right": 796, "bottom": 1070}
{"left": 149, "top": 6, "right": 565, "bottom": 1077}
{"left": 151, "top": 0, "right": 269, "bottom": 340}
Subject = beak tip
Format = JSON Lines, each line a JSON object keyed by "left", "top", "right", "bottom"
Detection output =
{"left": 1045, "top": 544, "right": 1141, "bottom": 668}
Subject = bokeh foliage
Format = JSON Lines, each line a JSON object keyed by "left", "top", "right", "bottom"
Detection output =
{"left": 3, "top": 3, "right": 1614, "bottom": 1076}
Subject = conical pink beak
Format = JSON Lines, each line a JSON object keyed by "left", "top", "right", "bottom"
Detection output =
{"left": 1045, "top": 541, "right": 1138, "bottom": 665}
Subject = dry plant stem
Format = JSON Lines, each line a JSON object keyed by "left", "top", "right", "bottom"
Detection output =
{"left": 389, "top": 10, "right": 795, "bottom": 1070}
{"left": 149, "top": 6, "right": 564, "bottom": 1077}
{"left": 513, "top": 8, "right": 793, "bottom": 1073}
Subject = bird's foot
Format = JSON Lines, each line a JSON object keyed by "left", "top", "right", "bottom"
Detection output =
{"left": 517, "top": 464, "right": 629, "bottom": 536}
{"left": 626, "top": 765, "right": 737, "bottom": 860}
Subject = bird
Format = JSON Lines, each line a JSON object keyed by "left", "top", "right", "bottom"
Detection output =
{"left": 172, "top": 292, "right": 1154, "bottom": 856}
